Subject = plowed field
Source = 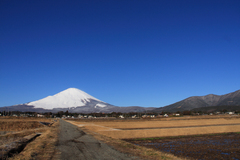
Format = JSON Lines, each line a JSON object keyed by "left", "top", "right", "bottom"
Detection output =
{"left": 126, "top": 133, "right": 240, "bottom": 160}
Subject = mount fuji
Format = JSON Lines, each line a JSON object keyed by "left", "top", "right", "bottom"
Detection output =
{"left": 28, "top": 88, "right": 108, "bottom": 110}
{"left": 0, "top": 88, "right": 154, "bottom": 113}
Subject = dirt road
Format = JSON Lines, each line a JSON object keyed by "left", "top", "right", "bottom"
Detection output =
{"left": 57, "top": 119, "right": 140, "bottom": 160}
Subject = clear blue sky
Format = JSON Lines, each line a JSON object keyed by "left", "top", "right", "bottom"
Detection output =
{"left": 0, "top": 0, "right": 239, "bottom": 108}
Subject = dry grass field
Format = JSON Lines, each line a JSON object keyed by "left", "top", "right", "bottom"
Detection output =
{"left": 68, "top": 119, "right": 186, "bottom": 160}
{"left": 9, "top": 121, "right": 60, "bottom": 160}
{"left": 1, "top": 115, "right": 238, "bottom": 160}
{"left": 67, "top": 115, "right": 240, "bottom": 139}
{"left": 0, "top": 117, "right": 59, "bottom": 160}
{"left": 66, "top": 115, "right": 240, "bottom": 160}
{"left": 0, "top": 117, "right": 52, "bottom": 132}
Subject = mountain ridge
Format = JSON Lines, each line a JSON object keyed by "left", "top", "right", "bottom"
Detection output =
{"left": 154, "top": 89, "right": 240, "bottom": 112}
{"left": 1, "top": 88, "right": 239, "bottom": 113}
{"left": 0, "top": 88, "right": 154, "bottom": 113}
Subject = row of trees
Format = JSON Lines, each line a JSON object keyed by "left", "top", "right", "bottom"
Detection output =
{"left": 1, "top": 108, "right": 239, "bottom": 118}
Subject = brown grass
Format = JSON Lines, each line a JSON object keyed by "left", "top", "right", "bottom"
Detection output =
{"left": 9, "top": 120, "right": 60, "bottom": 160}
{"left": 96, "top": 125, "right": 240, "bottom": 139}
{"left": 0, "top": 117, "right": 53, "bottom": 132}
{"left": 0, "top": 117, "right": 59, "bottom": 160}
{"left": 0, "top": 127, "right": 48, "bottom": 146}
{"left": 0, "top": 116, "right": 52, "bottom": 122}
{"left": 76, "top": 121, "right": 186, "bottom": 160}
{"left": 0, "top": 121, "right": 45, "bottom": 132}
{"left": 66, "top": 116, "right": 240, "bottom": 159}
{"left": 73, "top": 118, "right": 240, "bottom": 129}
{"left": 67, "top": 115, "right": 240, "bottom": 139}
{"left": 0, "top": 117, "right": 53, "bottom": 147}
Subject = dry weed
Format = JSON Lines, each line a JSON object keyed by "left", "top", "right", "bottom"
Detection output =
{"left": 71, "top": 121, "right": 186, "bottom": 160}
{"left": 67, "top": 117, "right": 240, "bottom": 139}
{"left": 0, "top": 117, "right": 53, "bottom": 132}
{"left": 9, "top": 120, "right": 59, "bottom": 160}
{"left": 66, "top": 116, "right": 240, "bottom": 159}
{"left": 0, "top": 121, "right": 45, "bottom": 132}
{"left": 0, "top": 116, "right": 52, "bottom": 122}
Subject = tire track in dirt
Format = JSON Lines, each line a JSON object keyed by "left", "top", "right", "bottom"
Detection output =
{"left": 56, "top": 119, "right": 140, "bottom": 160}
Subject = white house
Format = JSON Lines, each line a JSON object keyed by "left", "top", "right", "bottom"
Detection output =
{"left": 164, "top": 114, "right": 168, "bottom": 117}
{"left": 119, "top": 115, "right": 124, "bottom": 118}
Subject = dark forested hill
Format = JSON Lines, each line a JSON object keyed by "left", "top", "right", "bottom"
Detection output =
{"left": 154, "top": 89, "right": 240, "bottom": 112}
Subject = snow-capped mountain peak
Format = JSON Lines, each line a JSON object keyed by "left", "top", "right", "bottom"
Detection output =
{"left": 1, "top": 87, "right": 154, "bottom": 113}
{"left": 27, "top": 88, "right": 105, "bottom": 109}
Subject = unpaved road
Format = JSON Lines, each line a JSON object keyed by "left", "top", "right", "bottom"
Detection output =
{"left": 57, "top": 120, "right": 140, "bottom": 160}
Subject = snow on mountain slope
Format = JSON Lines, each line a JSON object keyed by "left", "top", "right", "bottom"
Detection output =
{"left": 27, "top": 88, "right": 106, "bottom": 109}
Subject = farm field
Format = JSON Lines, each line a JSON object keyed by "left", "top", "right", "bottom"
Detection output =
{"left": 0, "top": 117, "right": 52, "bottom": 134}
{"left": 126, "top": 133, "right": 240, "bottom": 160}
{"left": 67, "top": 115, "right": 240, "bottom": 139}
{"left": 0, "top": 117, "right": 59, "bottom": 160}
{"left": 67, "top": 115, "right": 240, "bottom": 160}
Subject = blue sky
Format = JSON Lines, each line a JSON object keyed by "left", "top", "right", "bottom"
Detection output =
{"left": 0, "top": 0, "right": 240, "bottom": 108}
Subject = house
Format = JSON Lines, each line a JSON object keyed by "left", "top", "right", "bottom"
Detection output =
{"left": 119, "top": 115, "right": 124, "bottom": 118}
{"left": 164, "top": 114, "right": 168, "bottom": 117}
{"left": 37, "top": 114, "right": 44, "bottom": 118}
{"left": 132, "top": 115, "right": 137, "bottom": 118}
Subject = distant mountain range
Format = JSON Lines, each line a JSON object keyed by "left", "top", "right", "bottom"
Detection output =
{"left": 1, "top": 88, "right": 239, "bottom": 113}
{"left": 0, "top": 88, "right": 154, "bottom": 113}
{"left": 153, "top": 89, "right": 240, "bottom": 112}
